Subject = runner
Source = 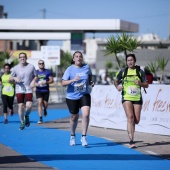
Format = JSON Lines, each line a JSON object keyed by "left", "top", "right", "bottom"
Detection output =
{"left": 114, "top": 54, "right": 148, "bottom": 148}
{"left": 62, "top": 51, "right": 94, "bottom": 146}
{"left": 35, "top": 60, "right": 54, "bottom": 124}
{"left": 0, "top": 64, "right": 15, "bottom": 124}
{"left": 10, "top": 52, "right": 37, "bottom": 130}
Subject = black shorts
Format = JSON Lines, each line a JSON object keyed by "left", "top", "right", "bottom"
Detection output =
{"left": 36, "top": 91, "right": 49, "bottom": 102}
{"left": 122, "top": 100, "right": 143, "bottom": 105}
{"left": 66, "top": 94, "right": 91, "bottom": 114}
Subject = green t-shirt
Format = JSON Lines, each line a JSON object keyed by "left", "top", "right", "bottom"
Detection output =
{"left": 1, "top": 74, "right": 14, "bottom": 96}
{"left": 123, "top": 69, "right": 141, "bottom": 101}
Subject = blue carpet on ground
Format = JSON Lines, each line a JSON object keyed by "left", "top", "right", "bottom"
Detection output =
{"left": 0, "top": 109, "right": 170, "bottom": 170}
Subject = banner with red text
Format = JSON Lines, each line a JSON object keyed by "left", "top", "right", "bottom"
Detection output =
{"left": 90, "top": 85, "right": 170, "bottom": 135}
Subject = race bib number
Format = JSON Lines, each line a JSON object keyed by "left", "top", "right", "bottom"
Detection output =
{"left": 74, "top": 83, "right": 86, "bottom": 92}
{"left": 4, "top": 86, "right": 13, "bottom": 92}
{"left": 127, "top": 86, "right": 139, "bottom": 96}
{"left": 38, "top": 80, "right": 47, "bottom": 87}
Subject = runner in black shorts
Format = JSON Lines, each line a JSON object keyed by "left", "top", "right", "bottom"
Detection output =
{"left": 62, "top": 51, "right": 94, "bottom": 146}
{"left": 122, "top": 100, "right": 143, "bottom": 105}
{"left": 35, "top": 60, "right": 54, "bottom": 124}
{"left": 36, "top": 91, "right": 49, "bottom": 102}
{"left": 114, "top": 54, "right": 148, "bottom": 148}
{"left": 0, "top": 64, "right": 15, "bottom": 124}
{"left": 66, "top": 94, "right": 91, "bottom": 115}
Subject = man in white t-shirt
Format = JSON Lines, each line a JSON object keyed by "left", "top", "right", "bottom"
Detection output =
{"left": 10, "top": 52, "right": 37, "bottom": 130}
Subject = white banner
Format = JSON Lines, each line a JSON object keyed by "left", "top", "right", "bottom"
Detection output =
{"left": 90, "top": 85, "right": 170, "bottom": 135}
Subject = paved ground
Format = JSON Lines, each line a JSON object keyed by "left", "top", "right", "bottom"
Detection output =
{"left": 0, "top": 102, "right": 170, "bottom": 170}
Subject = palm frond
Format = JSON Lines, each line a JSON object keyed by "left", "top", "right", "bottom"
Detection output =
{"left": 157, "top": 57, "right": 168, "bottom": 71}
{"left": 118, "top": 33, "right": 142, "bottom": 53}
{"left": 104, "top": 36, "right": 123, "bottom": 56}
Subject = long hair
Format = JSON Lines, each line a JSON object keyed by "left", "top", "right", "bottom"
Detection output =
{"left": 71, "top": 51, "right": 83, "bottom": 64}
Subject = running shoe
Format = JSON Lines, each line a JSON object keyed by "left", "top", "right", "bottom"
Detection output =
{"left": 129, "top": 140, "right": 136, "bottom": 148}
{"left": 70, "top": 136, "right": 76, "bottom": 146}
{"left": 81, "top": 136, "right": 88, "bottom": 146}
{"left": 44, "top": 108, "right": 48, "bottom": 117}
{"left": 37, "top": 120, "right": 43, "bottom": 124}
{"left": 9, "top": 109, "right": 14, "bottom": 116}
{"left": 25, "top": 116, "right": 30, "bottom": 127}
{"left": 19, "top": 122, "right": 25, "bottom": 130}
{"left": 3, "top": 119, "right": 8, "bottom": 124}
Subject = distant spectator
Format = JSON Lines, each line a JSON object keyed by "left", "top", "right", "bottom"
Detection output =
{"left": 144, "top": 67, "right": 153, "bottom": 84}
{"left": 99, "top": 69, "right": 109, "bottom": 85}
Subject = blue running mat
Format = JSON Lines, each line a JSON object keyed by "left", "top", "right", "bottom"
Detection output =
{"left": 0, "top": 109, "right": 170, "bottom": 170}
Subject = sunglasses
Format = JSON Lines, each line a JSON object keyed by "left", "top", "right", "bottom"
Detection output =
{"left": 39, "top": 63, "right": 44, "bottom": 65}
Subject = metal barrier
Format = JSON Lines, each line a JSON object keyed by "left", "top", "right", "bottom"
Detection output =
{"left": 0, "top": 81, "right": 66, "bottom": 108}
{"left": 49, "top": 81, "right": 66, "bottom": 103}
{"left": 32, "top": 80, "right": 66, "bottom": 106}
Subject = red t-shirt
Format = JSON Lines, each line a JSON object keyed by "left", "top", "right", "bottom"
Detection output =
{"left": 146, "top": 74, "right": 153, "bottom": 84}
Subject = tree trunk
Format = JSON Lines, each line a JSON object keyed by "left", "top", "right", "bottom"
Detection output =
{"left": 115, "top": 54, "right": 121, "bottom": 70}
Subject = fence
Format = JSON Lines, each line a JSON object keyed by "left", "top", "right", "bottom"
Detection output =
{"left": 0, "top": 81, "right": 66, "bottom": 108}
{"left": 32, "top": 80, "right": 66, "bottom": 106}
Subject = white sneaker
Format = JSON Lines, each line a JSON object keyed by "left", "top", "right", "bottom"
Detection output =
{"left": 70, "top": 136, "right": 76, "bottom": 146}
{"left": 37, "top": 120, "right": 43, "bottom": 124}
{"left": 81, "top": 136, "right": 88, "bottom": 146}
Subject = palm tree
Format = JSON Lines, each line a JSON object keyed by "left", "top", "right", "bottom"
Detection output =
{"left": 117, "top": 33, "right": 142, "bottom": 55}
{"left": 104, "top": 33, "right": 142, "bottom": 70}
{"left": 0, "top": 51, "right": 19, "bottom": 69}
{"left": 157, "top": 57, "right": 168, "bottom": 83}
{"left": 0, "top": 51, "right": 12, "bottom": 68}
{"left": 58, "top": 51, "right": 72, "bottom": 76}
{"left": 11, "top": 58, "right": 19, "bottom": 67}
{"left": 104, "top": 36, "right": 123, "bottom": 69}
{"left": 0, "top": 52, "right": 4, "bottom": 69}
{"left": 147, "top": 61, "right": 159, "bottom": 82}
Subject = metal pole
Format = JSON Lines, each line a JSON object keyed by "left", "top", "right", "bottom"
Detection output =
{"left": 41, "top": 9, "right": 46, "bottom": 19}
{"left": 169, "top": 0, "right": 170, "bottom": 39}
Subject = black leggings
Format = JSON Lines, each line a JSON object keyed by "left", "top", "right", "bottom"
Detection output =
{"left": 1, "top": 94, "right": 14, "bottom": 113}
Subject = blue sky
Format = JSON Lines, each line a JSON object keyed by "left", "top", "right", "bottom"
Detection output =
{"left": 0, "top": 0, "right": 169, "bottom": 39}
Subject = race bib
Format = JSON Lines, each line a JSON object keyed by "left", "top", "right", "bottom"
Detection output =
{"left": 4, "top": 86, "right": 13, "bottom": 92}
{"left": 127, "top": 86, "right": 139, "bottom": 96}
{"left": 74, "top": 83, "right": 86, "bottom": 92}
{"left": 38, "top": 80, "right": 47, "bottom": 87}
